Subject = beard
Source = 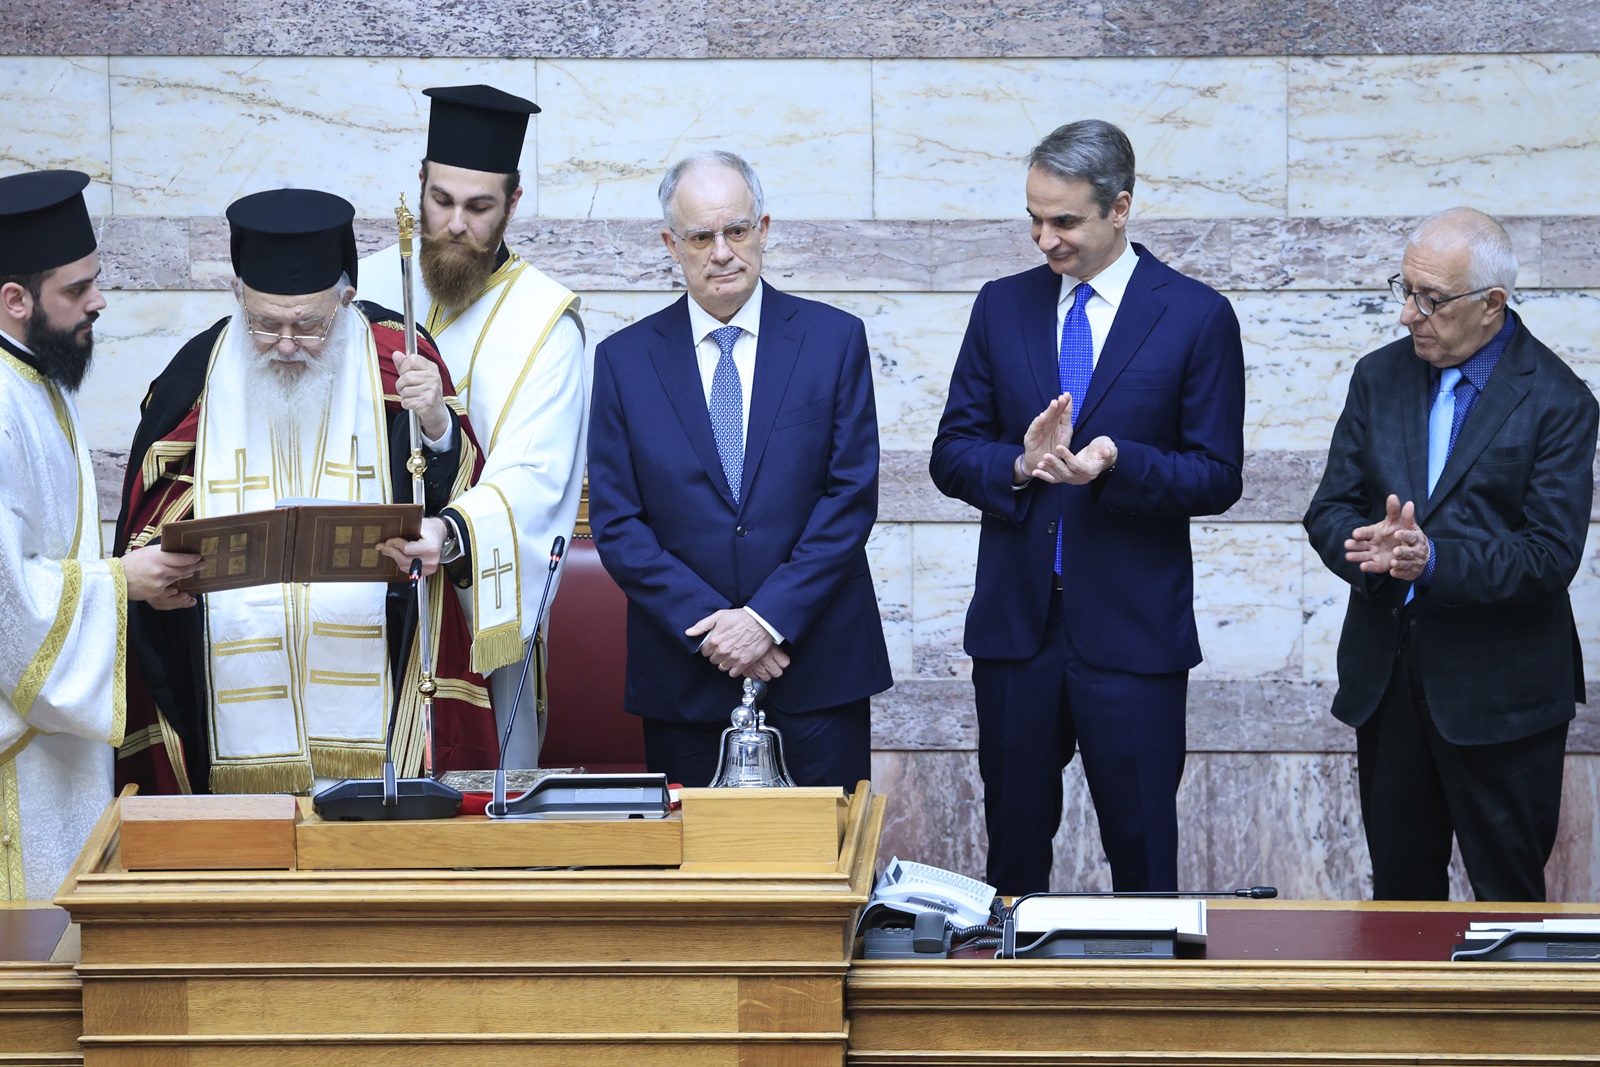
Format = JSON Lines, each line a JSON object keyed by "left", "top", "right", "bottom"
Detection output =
{"left": 417, "top": 213, "right": 509, "bottom": 314}
{"left": 25, "top": 305, "right": 96, "bottom": 392}
{"left": 231, "top": 303, "right": 351, "bottom": 440}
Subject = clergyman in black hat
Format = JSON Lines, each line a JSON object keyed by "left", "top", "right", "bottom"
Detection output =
{"left": 363, "top": 84, "right": 588, "bottom": 770}
{"left": 0, "top": 168, "right": 200, "bottom": 898}
{"left": 114, "top": 187, "right": 501, "bottom": 797}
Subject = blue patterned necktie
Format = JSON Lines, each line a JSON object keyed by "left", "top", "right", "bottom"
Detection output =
{"left": 1054, "top": 282, "right": 1094, "bottom": 576}
{"left": 709, "top": 325, "right": 744, "bottom": 503}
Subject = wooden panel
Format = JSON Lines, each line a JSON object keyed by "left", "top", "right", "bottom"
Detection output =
{"left": 79, "top": 978, "right": 186, "bottom": 1036}
{"left": 680, "top": 789, "right": 845, "bottom": 867}
{"left": 738, "top": 975, "right": 843, "bottom": 1032}
{"left": 0, "top": 963, "right": 82, "bottom": 1063}
{"left": 294, "top": 810, "right": 682, "bottom": 870}
{"left": 120, "top": 796, "right": 296, "bottom": 871}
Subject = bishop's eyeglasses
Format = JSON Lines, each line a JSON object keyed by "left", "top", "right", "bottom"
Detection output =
{"left": 671, "top": 223, "right": 757, "bottom": 251}
{"left": 1387, "top": 274, "right": 1496, "bottom": 317}
{"left": 246, "top": 312, "right": 336, "bottom": 347}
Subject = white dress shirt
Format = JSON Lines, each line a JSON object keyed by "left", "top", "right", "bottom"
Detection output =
{"left": 683, "top": 281, "right": 784, "bottom": 645}
{"left": 1055, "top": 237, "right": 1137, "bottom": 368}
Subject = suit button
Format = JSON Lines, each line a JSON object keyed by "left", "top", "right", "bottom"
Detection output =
{"left": 1391, "top": 607, "right": 1399, "bottom": 618}
{"left": 1047, "top": 521, "right": 1058, "bottom": 535}
{"left": 735, "top": 525, "right": 748, "bottom": 537}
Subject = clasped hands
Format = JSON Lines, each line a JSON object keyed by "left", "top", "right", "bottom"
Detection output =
{"left": 1345, "top": 494, "right": 1431, "bottom": 581}
{"left": 1016, "top": 392, "right": 1117, "bottom": 485}
{"left": 688, "top": 608, "right": 790, "bottom": 681}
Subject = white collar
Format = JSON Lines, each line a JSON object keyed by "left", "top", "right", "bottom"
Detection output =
{"left": 1058, "top": 239, "right": 1138, "bottom": 309}
{"left": 687, "top": 279, "right": 765, "bottom": 344}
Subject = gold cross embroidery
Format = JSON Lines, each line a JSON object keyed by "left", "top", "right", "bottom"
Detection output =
{"left": 324, "top": 435, "right": 376, "bottom": 499}
{"left": 206, "top": 449, "right": 270, "bottom": 511}
{"left": 481, "top": 548, "right": 514, "bottom": 610}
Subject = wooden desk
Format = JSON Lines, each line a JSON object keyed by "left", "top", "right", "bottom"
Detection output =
{"left": 0, "top": 903, "right": 81, "bottom": 1065}
{"left": 57, "top": 784, "right": 885, "bottom": 1067}
{"left": 846, "top": 900, "right": 1600, "bottom": 1066}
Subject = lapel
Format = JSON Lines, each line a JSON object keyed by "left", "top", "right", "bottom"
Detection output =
{"left": 1399, "top": 353, "right": 1431, "bottom": 508}
{"left": 647, "top": 296, "right": 738, "bottom": 510}
{"left": 1024, "top": 265, "right": 1066, "bottom": 407}
{"left": 1417, "top": 315, "right": 1533, "bottom": 523}
{"left": 1076, "top": 244, "right": 1165, "bottom": 430}
{"left": 739, "top": 284, "right": 804, "bottom": 507}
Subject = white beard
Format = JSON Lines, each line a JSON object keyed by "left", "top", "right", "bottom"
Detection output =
{"left": 228, "top": 303, "right": 357, "bottom": 442}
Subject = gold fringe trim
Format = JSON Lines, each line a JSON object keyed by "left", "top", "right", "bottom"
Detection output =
{"left": 209, "top": 760, "right": 312, "bottom": 795}
{"left": 15, "top": 560, "right": 82, "bottom": 720}
{"left": 1, "top": 760, "right": 23, "bottom": 900}
{"left": 309, "top": 743, "right": 384, "bottom": 781}
{"left": 472, "top": 621, "right": 525, "bottom": 675}
{"left": 110, "top": 558, "right": 127, "bottom": 748}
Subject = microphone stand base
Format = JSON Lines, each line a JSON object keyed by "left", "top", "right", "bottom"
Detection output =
{"left": 313, "top": 776, "right": 463, "bottom": 821}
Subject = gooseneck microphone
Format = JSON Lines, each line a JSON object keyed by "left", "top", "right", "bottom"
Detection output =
{"left": 490, "top": 536, "right": 565, "bottom": 817}
{"left": 1026, "top": 886, "right": 1278, "bottom": 899}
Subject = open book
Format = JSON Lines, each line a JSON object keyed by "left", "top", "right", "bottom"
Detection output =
{"left": 160, "top": 499, "right": 423, "bottom": 594}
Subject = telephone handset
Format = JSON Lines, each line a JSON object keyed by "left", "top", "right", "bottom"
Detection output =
{"left": 871, "top": 856, "right": 997, "bottom": 928}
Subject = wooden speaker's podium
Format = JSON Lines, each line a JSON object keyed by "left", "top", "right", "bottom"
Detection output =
{"left": 55, "top": 783, "right": 885, "bottom": 1066}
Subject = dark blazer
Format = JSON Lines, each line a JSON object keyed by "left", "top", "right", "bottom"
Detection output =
{"left": 930, "top": 246, "right": 1246, "bottom": 672}
{"left": 587, "top": 284, "right": 892, "bottom": 724}
{"left": 1304, "top": 312, "right": 1597, "bottom": 745}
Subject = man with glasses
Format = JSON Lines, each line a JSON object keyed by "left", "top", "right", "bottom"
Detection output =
{"left": 1305, "top": 207, "right": 1598, "bottom": 900}
{"left": 116, "top": 188, "right": 497, "bottom": 795}
{"left": 587, "top": 151, "right": 891, "bottom": 787}
{"left": 362, "top": 85, "right": 587, "bottom": 771}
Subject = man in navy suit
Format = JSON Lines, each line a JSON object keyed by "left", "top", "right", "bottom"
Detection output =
{"left": 588, "top": 151, "right": 892, "bottom": 788}
{"left": 1305, "top": 208, "right": 1596, "bottom": 901}
{"left": 931, "top": 120, "right": 1245, "bottom": 895}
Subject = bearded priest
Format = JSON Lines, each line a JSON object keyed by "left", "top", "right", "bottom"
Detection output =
{"left": 362, "top": 84, "right": 587, "bottom": 770}
{"left": 115, "top": 188, "right": 498, "bottom": 796}
{"left": 0, "top": 170, "right": 202, "bottom": 897}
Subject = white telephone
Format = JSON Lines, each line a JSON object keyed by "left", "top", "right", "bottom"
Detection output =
{"left": 870, "top": 856, "right": 997, "bottom": 928}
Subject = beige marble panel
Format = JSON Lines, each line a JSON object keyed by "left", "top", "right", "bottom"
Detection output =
{"left": 871, "top": 749, "right": 988, "bottom": 883}
{"left": 1301, "top": 534, "right": 1348, "bottom": 682}
{"left": 573, "top": 289, "right": 677, "bottom": 356}
{"left": 1190, "top": 522, "right": 1303, "bottom": 680}
{"left": 0, "top": 58, "right": 112, "bottom": 214}
{"left": 867, "top": 523, "right": 913, "bottom": 682}
{"left": 78, "top": 289, "right": 235, "bottom": 454}
{"left": 1573, "top": 524, "right": 1600, "bottom": 682}
{"left": 107, "top": 57, "right": 537, "bottom": 217}
{"left": 910, "top": 522, "right": 978, "bottom": 681}
{"left": 1509, "top": 290, "right": 1600, "bottom": 393}
{"left": 1230, "top": 289, "right": 1408, "bottom": 451}
{"left": 1289, "top": 54, "right": 1600, "bottom": 217}
{"left": 1548, "top": 755, "right": 1600, "bottom": 904}
{"left": 534, "top": 59, "right": 873, "bottom": 220}
{"left": 872, "top": 57, "right": 1289, "bottom": 221}
{"left": 822, "top": 291, "right": 970, "bottom": 452}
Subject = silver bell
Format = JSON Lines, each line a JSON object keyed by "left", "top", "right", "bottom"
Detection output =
{"left": 708, "top": 678, "right": 797, "bottom": 788}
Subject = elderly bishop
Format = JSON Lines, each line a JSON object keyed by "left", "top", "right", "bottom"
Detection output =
{"left": 0, "top": 170, "right": 200, "bottom": 897}
{"left": 116, "top": 189, "right": 496, "bottom": 795}
{"left": 363, "top": 85, "right": 587, "bottom": 768}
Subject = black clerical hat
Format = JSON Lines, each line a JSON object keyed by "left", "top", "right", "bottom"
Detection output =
{"left": 0, "top": 170, "right": 96, "bottom": 275}
{"left": 423, "top": 84, "right": 539, "bottom": 174}
{"left": 226, "top": 188, "right": 358, "bottom": 295}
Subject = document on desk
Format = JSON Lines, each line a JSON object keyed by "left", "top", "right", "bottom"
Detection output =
{"left": 1468, "top": 919, "right": 1600, "bottom": 935}
{"left": 1011, "top": 897, "right": 1207, "bottom": 945}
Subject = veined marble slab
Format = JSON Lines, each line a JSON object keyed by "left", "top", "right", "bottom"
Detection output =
{"left": 107, "top": 57, "right": 538, "bottom": 217}
{"left": 910, "top": 522, "right": 979, "bottom": 680}
{"left": 1190, "top": 522, "right": 1304, "bottom": 680}
{"left": 1289, "top": 54, "right": 1600, "bottom": 217}
{"left": 77, "top": 289, "right": 236, "bottom": 454}
{"left": 867, "top": 522, "right": 913, "bottom": 681}
{"left": 0, "top": 58, "right": 113, "bottom": 214}
{"left": 872, "top": 57, "right": 1289, "bottom": 220}
{"left": 535, "top": 59, "right": 873, "bottom": 220}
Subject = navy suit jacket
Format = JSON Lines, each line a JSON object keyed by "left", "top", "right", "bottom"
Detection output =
{"left": 587, "top": 284, "right": 892, "bottom": 724}
{"left": 1304, "top": 312, "right": 1596, "bottom": 746}
{"left": 930, "top": 245, "right": 1246, "bottom": 672}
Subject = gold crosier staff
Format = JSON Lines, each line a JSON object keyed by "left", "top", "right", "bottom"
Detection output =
{"left": 394, "top": 195, "right": 440, "bottom": 778}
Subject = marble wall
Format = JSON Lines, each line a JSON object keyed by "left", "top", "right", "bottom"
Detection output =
{"left": 7, "top": 1, "right": 1600, "bottom": 900}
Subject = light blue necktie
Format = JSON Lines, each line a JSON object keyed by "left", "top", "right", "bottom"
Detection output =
{"left": 1406, "top": 367, "right": 1463, "bottom": 604}
{"left": 1427, "top": 367, "right": 1463, "bottom": 497}
{"left": 1054, "top": 283, "right": 1094, "bottom": 576}
{"left": 709, "top": 325, "right": 744, "bottom": 503}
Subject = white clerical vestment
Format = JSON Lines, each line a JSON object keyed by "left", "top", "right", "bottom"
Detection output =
{"left": 362, "top": 246, "right": 588, "bottom": 672}
{"left": 0, "top": 344, "right": 125, "bottom": 900}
